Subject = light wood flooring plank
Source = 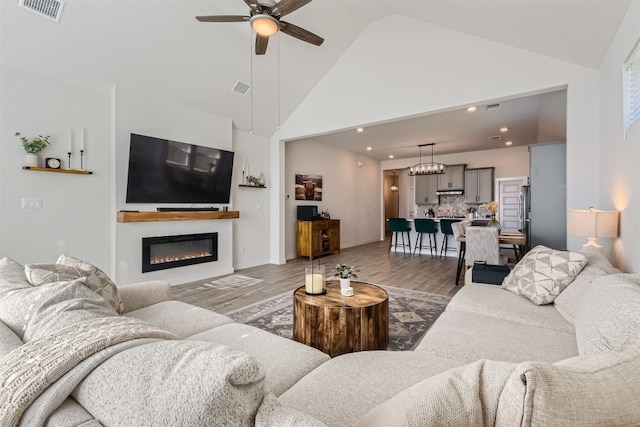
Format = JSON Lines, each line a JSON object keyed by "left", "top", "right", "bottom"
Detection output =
{"left": 172, "top": 237, "right": 462, "bottom": 313}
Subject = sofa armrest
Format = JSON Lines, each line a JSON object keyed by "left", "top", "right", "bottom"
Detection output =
{"left": 118, "top": 281, "right": 172, "bottom": 313}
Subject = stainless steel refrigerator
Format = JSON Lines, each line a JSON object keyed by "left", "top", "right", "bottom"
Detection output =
{"left": 518, "top": 184, "right": 531, "bottom": 251}
{"left": 521, "top": 142, "right": 566, "bottom": 251}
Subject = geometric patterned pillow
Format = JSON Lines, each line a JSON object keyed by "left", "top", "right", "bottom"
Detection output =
{"left": 501, "top": 245, "right": 587, "bottom": 305}
{"left": 24, "top": 255, "right": 124, "bottom": 314}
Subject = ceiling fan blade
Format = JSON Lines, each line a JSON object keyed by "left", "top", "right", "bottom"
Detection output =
{"left": 241, "top": 0, "right": 262, "bottom": 13}
{"left": 280, "top": 21, "right": 324, "bottom": 46}
{"left": 272, "top": 0, "right": 311, "bottom": 17}
{"left": 255, "top": 34, "right": 269, "bottom": 55}
{"left": 196, "top": 15, "right": 249, "bottom": 22}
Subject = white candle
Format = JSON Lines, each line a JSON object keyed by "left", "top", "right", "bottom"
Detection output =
{"left": 68, "top": 131, "right": 72, "bottom": 152}
{"left": 305, "top": 273, "right": 324, "bottom": 294}
{"left": 80, "top": 128, "right": 85, "bottom": 151}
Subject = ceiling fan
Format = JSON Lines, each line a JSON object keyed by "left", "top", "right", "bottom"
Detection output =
{"left": 196, "top": 0, "right": 324, "bottom": 55}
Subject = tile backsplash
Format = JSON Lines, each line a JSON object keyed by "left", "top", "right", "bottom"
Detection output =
{"left": 413, "top": 195, "right": 493, "bottom": 218}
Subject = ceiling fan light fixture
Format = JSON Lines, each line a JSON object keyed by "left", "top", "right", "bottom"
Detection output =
{"left": 250, "top": 14, "right": 279, "bottom": 36}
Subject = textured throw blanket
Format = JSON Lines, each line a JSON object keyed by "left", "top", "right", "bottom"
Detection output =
{"left": 0, "top": 316, "right": 178, "bottom": 427}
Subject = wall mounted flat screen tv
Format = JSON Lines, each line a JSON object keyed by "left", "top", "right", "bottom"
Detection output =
{"left": 125, "top": 133, "right": 234, "bottom": 204}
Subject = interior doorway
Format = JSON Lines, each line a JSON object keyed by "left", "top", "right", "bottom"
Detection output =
{"left": 383, "top": 170, "right": 401, "bottom": 233}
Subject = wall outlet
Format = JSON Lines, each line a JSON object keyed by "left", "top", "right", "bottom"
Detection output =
{"left": 21, "top": 198, "right": 42, "bottom": 209}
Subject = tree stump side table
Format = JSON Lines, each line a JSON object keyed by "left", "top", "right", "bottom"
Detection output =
{"left": 292, "top": 281, "right": 389, "bottom": 357}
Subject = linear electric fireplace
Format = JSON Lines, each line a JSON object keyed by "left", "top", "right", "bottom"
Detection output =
{"left": 141, "top": 232, "right": 218, "bottom": 273}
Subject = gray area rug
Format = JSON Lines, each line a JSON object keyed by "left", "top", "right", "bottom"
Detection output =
{"left": 226, "top": 283, "right": 451, "bottom": 351}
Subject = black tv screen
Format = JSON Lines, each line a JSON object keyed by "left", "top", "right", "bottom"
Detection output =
{"left": 125, "top": 133, "right": 234, "bottom": 204}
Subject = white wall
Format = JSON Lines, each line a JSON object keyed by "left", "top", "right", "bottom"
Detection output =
{"left": 232, "top": 129, "right": 271, "bottom": 269}
{"left": 597, "top": 1, "right": 640, "bottom": 272}
{"left": 114, "top": 88, "right": 235, "bottom": 285}
{"left": 273, "top": 15, "right": 600, "bottom": 264}
{"left": 284, "top": 140, "right": 381, "bottom": 259}
{"left": 0, "top": 65, "right": 111, "bottom": 268}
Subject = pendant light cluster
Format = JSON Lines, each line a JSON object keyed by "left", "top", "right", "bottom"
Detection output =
{"left": 390, "top": 171, "right": 399, "bottom": 192}
{"left": 406, "top": 143, "right": 447, "bottom": 176}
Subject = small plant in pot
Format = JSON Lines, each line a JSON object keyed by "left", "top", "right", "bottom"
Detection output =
{"left": 16, "top": 132, "right": 51, "bottom": 167}
{"left": 332, "top": 263, "right": 360, "bottom": 289}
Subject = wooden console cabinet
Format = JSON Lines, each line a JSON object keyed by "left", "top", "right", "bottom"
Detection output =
{"left": 296, "top": 219, "right": 340, "bottom": 260}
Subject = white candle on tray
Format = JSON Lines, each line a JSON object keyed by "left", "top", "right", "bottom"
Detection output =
{"left": 305, "top": 273, "right": 324, "bottom": 294}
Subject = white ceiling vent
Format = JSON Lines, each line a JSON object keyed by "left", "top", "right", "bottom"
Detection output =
{"left": 489, "top": 135, "right": 502, "bottom": 140}
{"left": 486, "top": 103, "right": 500, "bottom": 111}
{"left": 19, "top": 0, "right": 64, "bottom": 21}
{"left": 231, "top": 80, "right": 251, "bottom": 96}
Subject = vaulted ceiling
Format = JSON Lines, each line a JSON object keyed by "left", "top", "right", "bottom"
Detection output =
{"left": 0, "top": 0, "right": 630, "bottom": 157}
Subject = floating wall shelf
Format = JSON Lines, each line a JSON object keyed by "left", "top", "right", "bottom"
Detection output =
{"left": 117, "top": 210, "right": 240, "bottom": 223}
{"left": 22, "top": 166, "right": 93, "bottom": 175}
{"left": 239, "top": 184, "right": 266, "bottom": 189}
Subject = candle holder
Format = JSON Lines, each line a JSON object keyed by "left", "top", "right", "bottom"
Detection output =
{"left": 80, "top": 149, "right": 84, "bottom": 170}
{"left": 304, "top": 261, "right": 326, "bottom": 295}
{"left": 67, "top": 152, "right": 72, "bottom": 169}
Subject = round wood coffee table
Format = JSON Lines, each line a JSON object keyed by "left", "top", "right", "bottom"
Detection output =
{"left": 292, "top": 281, "right": 389, "bottom": 357}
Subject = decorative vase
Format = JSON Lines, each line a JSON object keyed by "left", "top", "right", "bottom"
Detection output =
{"left": 489, "top": 214, "right": 502, "bottom": 232}
{"left": 339, "top": 278, "right": 351, "bottom": 289}
{"left": 258, "top": 172, "right": 266, "bottom": 186}
{"left": 24, "top": 153, "right": 38, "bottom": 167}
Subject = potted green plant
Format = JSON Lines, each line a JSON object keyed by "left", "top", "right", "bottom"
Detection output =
{"left": 16, "top": 132, "right": 51, "bottom": 167}
{"left": 332, "top": 263, "right": 360, "bottom": 289}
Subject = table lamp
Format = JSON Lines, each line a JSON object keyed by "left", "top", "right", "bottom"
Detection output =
{"left": 567, "top": 207, "right": 619, "bottom": 250}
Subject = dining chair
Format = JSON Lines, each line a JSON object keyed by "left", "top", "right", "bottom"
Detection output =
{"left": 464, "top": 226, "right": 508, "bottom": 269}
{"left": 388, "top": 218, "right": 412, "bottom": 254}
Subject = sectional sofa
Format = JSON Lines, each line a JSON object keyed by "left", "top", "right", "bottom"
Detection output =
{"left": 0, "top": 246, "right": 639, "bottom": 426}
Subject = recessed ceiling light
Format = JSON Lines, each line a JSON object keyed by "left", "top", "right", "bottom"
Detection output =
{"left": 366, "top": 146, "right": 372, "bottom": 151}
{"left": 505, "top": 141, "right": 513, "bottom": 146}
{"left": 466, "top": 106, "right": 477, "bottom": 112}
{"left": 356, "top": 127, "right": 364, "bottom": 133}
{"left": 500, "top": 127, "right": 509, "bottom": 133}
{"left": 388, "top": 155, "right": 394, "bottom": 159}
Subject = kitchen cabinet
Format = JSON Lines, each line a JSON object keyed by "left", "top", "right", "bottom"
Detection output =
{"left": 415, "top": 174, "right": 439, "bottom": 204}
{"left": 437, "top": 164, "right": 465, "bottom": 191}
{"left": 464, "top": 168, "right": 494, "bottom": 203}
{"left": 296, "top": 220, "right": 340, "bottom": 259}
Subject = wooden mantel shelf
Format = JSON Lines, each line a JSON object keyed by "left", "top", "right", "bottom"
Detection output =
{"left": 117, "top": 210, "right": 240, "bottom": 223}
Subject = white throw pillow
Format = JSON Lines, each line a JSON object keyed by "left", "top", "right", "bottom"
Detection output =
{"left": 501, "top": 245, "right": 586, "bottom": 305}
{"left": 496, "top": 351, "right": 640, "bottom": 426}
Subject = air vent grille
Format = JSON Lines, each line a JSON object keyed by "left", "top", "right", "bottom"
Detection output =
{"left": 489, "top": 135, "right": 502, "bottom": 140}
{"left": 231, "top": 80, "right": 251, "bottom": 96}
{"left": 486, "top": 103, "right": 500, "bottom": 110}
{"left": 19, "top": 0, "right": 64, "bottom": 21}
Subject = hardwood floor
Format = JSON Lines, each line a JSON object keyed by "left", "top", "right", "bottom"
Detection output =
{"left": 171, "top": 236, "right": 462, "bottom": 314}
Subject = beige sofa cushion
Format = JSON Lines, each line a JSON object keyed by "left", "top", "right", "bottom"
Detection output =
{"left": 496, "top": 351, "right": 640, "bottom": 426}
{"left": 448, "top": 282, "right": 574, "bottom": 333}
{"left": 554, "top": 246, "right": 621, "bottom": 324}
{"left": 125, "top": 300, "right": 233, "bottom": 338}
{"left": 73, "top": 340, "right": 266, "bottom": 427}
{"left": 278, "top": 351, "right": 463, "bottom": 426}
{"left": 502, "top": 245, "right": 586, "bottom": 305}
{"left": 189, "top": 323, "right": 330, "bottom": 396}
{"left": 0, "top": 258, "right": 31, "bottom": 296}
{"left": 354, "top": 359, "right": 515, "bottom": 427}
{"left": 575, "top": 274, "right": 640, "bottom": 355}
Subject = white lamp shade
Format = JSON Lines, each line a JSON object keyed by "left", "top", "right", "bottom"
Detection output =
{"left": 567, "top": 209, "right": 619, "bottom": 238}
